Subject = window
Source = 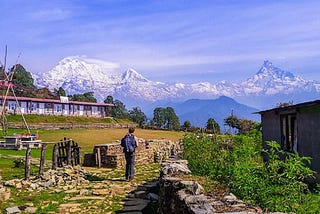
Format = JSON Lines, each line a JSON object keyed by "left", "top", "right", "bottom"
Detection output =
{"left": 280, "top": 114, "right": 297, "bottom": 153}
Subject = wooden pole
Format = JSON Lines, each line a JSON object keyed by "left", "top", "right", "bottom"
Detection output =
{"left": 52, "top": 144, "right": 58, "bottom": 170}
{"left": 78, "top": 147, "right": 82, "bottom": 166}
{"left": 39, "top": 143, "right": 47, "bottom": 176}
{"left": 95, "top": 147, "right": 101, "bottom": 168}
{"left": 25, "top": 144, "right": 31, "bottom": 180}
{"left": 67, "top": 138, "right": 72, "bottom": 165}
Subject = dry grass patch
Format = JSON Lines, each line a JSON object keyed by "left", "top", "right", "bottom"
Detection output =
{"left": 38, "top": 128, "right": 184, "bottom": 151}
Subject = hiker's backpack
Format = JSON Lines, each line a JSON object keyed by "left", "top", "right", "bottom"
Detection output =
{"left": 121, "top": 135, "right": 136, "bottom": 153}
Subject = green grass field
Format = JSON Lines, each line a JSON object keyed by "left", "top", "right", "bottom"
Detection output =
{"left": 0, "top": 128, "right": 184, "bottom": 180}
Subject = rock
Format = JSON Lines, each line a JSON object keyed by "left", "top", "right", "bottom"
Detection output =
{"left": 147, "top": 192, "right": 159, "bottom": 201}
{"left": 24, "top": 207, "right": 37, "bottom": 213}
{"left": 134, "top": 190, "right": 147, "bottom": 199}
{"left": 5, "top": 206, "right": 21, "bottom": 214}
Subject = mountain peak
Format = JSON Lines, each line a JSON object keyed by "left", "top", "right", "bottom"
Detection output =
{"left": 121, "top": 68, "right": 149, "bottom": 82}
{"left": 256, "top": 60, "right": 295, "bottom": 80}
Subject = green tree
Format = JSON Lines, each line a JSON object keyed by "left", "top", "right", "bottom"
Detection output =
{"left": 151, "top": 107, "right": 180, "bottom": 130}
{"left": 12, "top": 64, "right": 35, "bottom": 88}
{"left": 111, "top": 99, "right": 128, "bottom": 119}
{"left": 69, "top": 92, "right": 97, "bottom": 103}
{"left": 10, "top": 64, "right": 37, "bottom": 97}
{"left": 206, "top": 118, "right": 220, "bottom": 134}
{"left": 181, "top": 120, "right": 192, "bottom": 131}
{"left": 165, "top": 107, "right": 180, "bottom": 130}
{"left": 152, "top": 107, "right": 166, "bottom": 128}
{"left": 54, "top": 87, "right": 67, "bottom": 98}
{"left": 104, "top": 95, "right": 114, "bottom": 104}
{"left": 129, "top": 107, "right": 147, "bottom": 127}
{"left": 36, "top": 87, "right": 55, "bottom": 99}
{"left": 224, "top": 115, "right": 257, "bottom": 135}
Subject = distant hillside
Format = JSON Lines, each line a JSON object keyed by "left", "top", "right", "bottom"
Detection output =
{"left": 166, "top": 96, "right": 260, "bottom": 130}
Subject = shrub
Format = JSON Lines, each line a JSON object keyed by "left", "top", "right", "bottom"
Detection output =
{"left": 182, "top": 134, "right": 319, "bottom": 213}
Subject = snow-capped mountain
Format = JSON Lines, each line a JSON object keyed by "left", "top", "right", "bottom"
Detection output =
{"left": 240, "top": 60, "right": 319, "bottom": 95}
{"left": 35, "top": 56, "right": 320, "bottom": 109}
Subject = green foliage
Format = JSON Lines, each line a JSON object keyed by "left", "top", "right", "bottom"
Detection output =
{"left": 36, "top": 87, "right": 55, "bottom": 99}
{"left": 182, "top": 134, "right": 319, "bottom": 213}
{"left": 224, "top": 115, "right": 259, "bottom": 135}
{"left": 12, "top": 64, "right": 35, "bottom": 88}
{"left": 151, "top": 107, "right": 180, "bottom": 130}
{"left": 206, "top": 118, "right": 220, "bottom": 134}
{"left": 54, "top": 87, "right": 67, "bottom": 97}
{"left": 104, "top": 95, "right": 114, "bottom": 104}
{"left": 129, "top": 107, "right": 147, "bottom": 127}
{"left": 111, "top": 99, "right": 129, "bottom": 119}
{"left": 69, "top": 91, "right": 97, "bottom": 103}
{"left": 9, "top": 64, "right": 37, "bottom": 97}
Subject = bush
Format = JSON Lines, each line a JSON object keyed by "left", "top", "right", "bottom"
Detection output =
{"left": 182, "top": 134, "right": 319, "bottom": 213}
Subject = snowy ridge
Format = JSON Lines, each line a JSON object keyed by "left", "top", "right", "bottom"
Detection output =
{"left": 35, "top": 57, "right": 320, "bottom": 106}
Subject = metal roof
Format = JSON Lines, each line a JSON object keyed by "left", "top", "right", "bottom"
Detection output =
{"left": 256, "top": 99, "right": 320, "bottom": 114}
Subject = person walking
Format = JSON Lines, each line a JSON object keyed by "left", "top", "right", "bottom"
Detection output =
{"left": 121, "top": 127, "right": 139, "bottom": 181}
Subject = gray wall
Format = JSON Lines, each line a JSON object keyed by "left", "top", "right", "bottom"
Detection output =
{"left": 261, "top": 111, "right": 281, "bottom": 148}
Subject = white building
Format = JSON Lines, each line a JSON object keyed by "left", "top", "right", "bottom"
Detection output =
{"left": 0, "top": 96, "right": 114, "bottom": 118}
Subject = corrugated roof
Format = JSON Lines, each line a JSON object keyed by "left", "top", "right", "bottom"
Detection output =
{"left": 256, "top": 99, "right": 320, "bottom": 114}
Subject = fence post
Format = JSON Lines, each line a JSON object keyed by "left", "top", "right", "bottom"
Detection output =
{"left": 39, "top": 143, "right": 47, "bottom": 176}
{"left": 95, "top": 147, "right": 101, "bottom": 168}
{"left": 67, "top": 139, "right": 72, "bottom": 165}
{"left": 52, "top": 144, "right": 58, "bottom": 170}
{"left": 78, "top": 147, "right": 82, "bottom": 166}
{"left": 25, "top": 144, "right": 31, "bottom": 180}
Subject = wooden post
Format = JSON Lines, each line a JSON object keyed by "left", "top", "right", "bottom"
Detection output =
{"left": 78, "top": 147, "right": 82, "bottom": 166}
{"left": 39, "top": 143, "right": 47, "bottom": 176}
{"left": 67, "top": 139, "right": 72, "bottom": 166}
{"left": 52, "top": 144, "right": 58, "bottom": 170}
{"left": 95, "top": 147, "right": 101, "bottom": 168}
{"left": 25, "top": 144, "right": 31, "bottom": 180}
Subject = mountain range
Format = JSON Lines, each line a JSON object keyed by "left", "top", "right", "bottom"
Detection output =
{"left": 34, "top": 56, "right": 320, "bottom": 127}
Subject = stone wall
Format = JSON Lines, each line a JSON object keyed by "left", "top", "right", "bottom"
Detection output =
{"left": 8, "top": 122, "right": 136, "bottom": 130}
{"left": 158, "top": 159, "right": 268, "bottom": 214}
{"left": 83, "top": 139, "right": 182, "bottom": 168}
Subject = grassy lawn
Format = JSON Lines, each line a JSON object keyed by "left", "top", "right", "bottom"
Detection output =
{"left": 0, "top": 128, "right": 184, "bottom": 180}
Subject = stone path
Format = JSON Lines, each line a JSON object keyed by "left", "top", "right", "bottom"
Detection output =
{"left": 2, "top": 164, "right": 161, "bottom": 214}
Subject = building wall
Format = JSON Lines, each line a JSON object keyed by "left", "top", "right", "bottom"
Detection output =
{"left": 0, "top": 99, "right": 109, "bottom": 118}
{"left": 261, "top": 111, "right": 281, "bottom": 148}
{"left": 296, "top": 106, "right": 320, "bottom": 176}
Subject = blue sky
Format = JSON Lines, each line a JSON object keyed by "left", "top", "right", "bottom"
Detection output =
{"left": 1, "top": 0, "right": 320, "bottom": 83}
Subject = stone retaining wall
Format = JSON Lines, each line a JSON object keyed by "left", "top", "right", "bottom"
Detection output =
{"left": 158, "top": 159, "right": 270, "bottom": 214}
{"left": 8, "top": 123, "right": 136, "bottom": 130}
{"left": 83, "top": 139, "right": 182, "bottom": 168}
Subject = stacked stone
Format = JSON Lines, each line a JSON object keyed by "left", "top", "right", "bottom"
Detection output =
{"left": 159, "top": 158, "right": 264, "bottom": 214}
{"left": 4, "top": 165, "right": 90, "bottom": 191}
{"left": 83, "top": 138, "right": 183, "bottom": 168}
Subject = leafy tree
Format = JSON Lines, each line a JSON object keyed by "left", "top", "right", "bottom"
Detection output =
{"left": 151, "top": 107, "right": 180, "bottom": 130}
{"left": 9, "top": 64, "right": 37, "bottom": 97}
{"left": 111, "top": 99, "right": 128, "bottom": 119}
{"left": 36, "top": 87, "right": 55, "bottom": 99}
{"left": 181, "top": 120, "right": 192, "bottom": 131}
{"left": 129, "top": 107, "right": 147, "bottom": 127}
{"left": 165, "top": 107, "right": 180, "bottom": 130}
{"left": 104, "top": 95, "right": 114, "bottom": 104}
{"left": 54, "top": 87, "right": 67, "bottom": 98}
{"left": 206, "top": 118, "right": 220, "bottom": 134}
{"left": 12, "top": 64, "right": 35, "bottom": 88}
{"left": 69, "top": 92, "right": 97, "bottom": 103}
{"left": 152, "top": 107, "right": 166, "bottom": 128}
{"left": 224, "top": 115, "right": 257, "bottom": 135}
